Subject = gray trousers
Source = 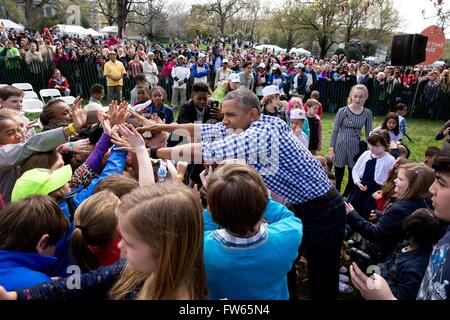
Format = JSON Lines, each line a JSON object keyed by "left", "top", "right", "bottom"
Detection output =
{"left": 171, "top": 87, "right": 187, "bottom": 106}
{"left": 107, "top": 85, "right": 123, "bottom": 102}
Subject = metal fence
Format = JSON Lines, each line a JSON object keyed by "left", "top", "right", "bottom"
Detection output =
{"left": 1, "top": 61, "right": 450, "bottom": 120}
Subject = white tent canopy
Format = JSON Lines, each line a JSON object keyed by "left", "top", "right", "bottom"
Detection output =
{"left": 289, "top": 47, "right": 311, "bottom": 57}
{"left": 99, "top": 26, "right": 118, "bottom": 34}
{"left": 86, "top": 28, "right": 102, "bottom": 37}
{"left": 0, "top": 19, "right": 25, "bottom": 31}
{"left": 254, "top": 44, "right": 286, "bottom": 54}
{"left": 53, "top": 24, "right": 91, "bottom": 36}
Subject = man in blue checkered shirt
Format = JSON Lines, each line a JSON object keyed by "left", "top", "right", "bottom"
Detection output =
{"left": 143, "top": 88, "right": 346, "bottom": 300}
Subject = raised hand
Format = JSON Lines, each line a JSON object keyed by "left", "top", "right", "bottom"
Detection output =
{"left": 117, "top": 124, "right": 145, "bottom": 150}
{"left": 199, "top": 165, "right": 213, "bottom": 190}
{"left": 26, "top": 120, "right": 38, "bottom": 130}
{"left": 71, "top": 138, "right": 91, "bottom": 155}
{"left": 98, "top": 110, "right": 112, "bottom": 136}
{"left": 71, "top": 96, "right": 86, "bottom": 130}
{"left": 108, "top": 100, "right": 130, "bottom": 127}
{"left": 176, "top": 161, "right": 189, "bottom": 178}
{"left": 128, "top": 108, "right": 158, "bottom": 127}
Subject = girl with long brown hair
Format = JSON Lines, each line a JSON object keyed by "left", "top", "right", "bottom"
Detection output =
{"left": 0, "top": 183, "right": 207, "bottom": 300}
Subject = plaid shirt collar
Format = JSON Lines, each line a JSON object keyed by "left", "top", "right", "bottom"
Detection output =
{"left": 211, "top": 222, "right": 268, "bottom": 250}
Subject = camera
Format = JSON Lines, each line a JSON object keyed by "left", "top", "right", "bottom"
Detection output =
{"left": 348, "top": 247, "right": 375, "bottom": 274}
{"left": 210, "top": 100, "right": 220, "bottom": 109}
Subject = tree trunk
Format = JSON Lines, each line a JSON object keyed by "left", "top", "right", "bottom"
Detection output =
{"left": 319, "top": 36, "right": 329, "bottom": 59}
{"left": 24, "top": 0, "right": 39, "bottom": 29}
{"left": 116, "top": 0, "right": 128, "bottom": 39}
{"left": 286, "top": 31, "right": 294, "bottom": 52}
{"left": 219, "top": 16, "right": 225, "bottom": 35}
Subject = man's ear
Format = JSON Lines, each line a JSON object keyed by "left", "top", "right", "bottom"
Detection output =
{"left": 250, "top": 108, "right": 260, "bottom": 121}
{"left": 35, "top": 234, "right": 50, "bottom": 255}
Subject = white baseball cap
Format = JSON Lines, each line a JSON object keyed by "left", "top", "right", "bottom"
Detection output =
{"left": 177, "top": 55, "right": 186, "bottom": 60}
{"left": 258, "top": 62, "right": 266, "bottom": 69}
{"left": 228, "top": 73, "right": 241, "bottom": 83}
{"left": 262, "top": 85, "right": 279, "bottom": 97}
{"left": 290, "top": 108, "right": 306, "bottom": 120}
{"left": 222, "top": 58, "right": 229, "bottom": 64}
{"left": 198, "top": 52, "right": 206, "bottom": 58}
{"left": 271, "top": 63, "right": 280, "bottom": 70}
{"left": 295, "top": 63, "right": 305, "bottom": 69}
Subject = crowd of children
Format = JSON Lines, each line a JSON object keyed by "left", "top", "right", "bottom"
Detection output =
{"left": 0, "top": 80, "right": 449, "bottom": 302}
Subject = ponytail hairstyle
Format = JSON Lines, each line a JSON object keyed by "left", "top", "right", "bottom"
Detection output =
{"left": 71, "top": 191, "right": 121, "bottom": 271}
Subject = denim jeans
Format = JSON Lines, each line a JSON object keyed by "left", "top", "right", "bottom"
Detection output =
{"left": 289, "top": 187, "right": 346, "bottom": 300}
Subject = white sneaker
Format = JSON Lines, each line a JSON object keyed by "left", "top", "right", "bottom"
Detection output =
{"left": 339, "top": 282, "right": 354, "bottom": 294}
{"left": 339, "top": 266, "right": 348, "bottom": 274}
{"left": 339, "top": 274, "right": 350, "bottom": 283}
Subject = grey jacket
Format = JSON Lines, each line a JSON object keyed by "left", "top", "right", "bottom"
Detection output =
{"left": 0, "top": 127, "right": 67, "bottom": 205}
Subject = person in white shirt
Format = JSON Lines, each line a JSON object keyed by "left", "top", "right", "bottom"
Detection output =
{"left": 171, "top": 55, "right": 190, "bottom": 106}
{"left": 349, "top": 132, "right": 395, "bottom": 220}
{"left": 142, "top": 52, "right": 159, "bottom": 88}
{"left": 290, "top": 108, "right": 309, "bottom": 149}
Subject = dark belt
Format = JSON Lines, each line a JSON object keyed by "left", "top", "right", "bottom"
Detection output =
{"left": 292, "top": 187, "right": 341, "bottom": 212}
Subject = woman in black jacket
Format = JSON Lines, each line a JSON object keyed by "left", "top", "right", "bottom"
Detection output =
{"left": 345, "top": 162, "right": 435, "bottom": 263}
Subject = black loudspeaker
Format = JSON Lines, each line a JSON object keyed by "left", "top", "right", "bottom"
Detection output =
{"left": 391, "top": 34, "right": 428, "bottom": 66}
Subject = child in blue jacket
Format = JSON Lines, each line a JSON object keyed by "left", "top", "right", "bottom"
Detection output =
{"left": 0, "top": 195, "right": 69, "bottom": 291}
{"left": 203, "top": 163, "right": 303, "bottom": 300}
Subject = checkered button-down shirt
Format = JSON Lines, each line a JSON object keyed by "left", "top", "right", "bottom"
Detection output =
{"left": 201, "top": 115, "right": 331, "bottom": 204}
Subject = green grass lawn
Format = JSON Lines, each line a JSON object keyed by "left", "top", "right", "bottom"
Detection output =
{"left": 320, "top": 112, "right": 445, "bottom": 162}
{"left": 319, "top": 112, "right": 446, "bottom": 191}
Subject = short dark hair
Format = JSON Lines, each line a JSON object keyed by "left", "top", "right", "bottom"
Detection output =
{"left": 192, "top": 82, "right": 210, "bottom": 94}
{"left": 0, "top": 85, "right": 24, "bottom": 100}
{"left": 425, "top": 146, "right": 440, "bottom": 158}
{"left": 90, "top": 83, "right": 104, "bottom": 96}
{"left": 432, "top": 145, "right": 450, "bottom": 175}
{"left": 136, "top": 85, "right": 149, "bottom": 93}
{"left": 149, "top": 86, "right": 167, "bottom": 101}
{"left": 134, "top": 73, "right": 147, "bottom": 82}
{"left": 207, "top": 164, "right": 268, "bottom": 236}
{"left": 394, "top": 103, "right": 407, "bottom": 112}
{"left": 403, "top": 208, "right": 442, "bottom": 248}
{"left": 40, "top": 98, "right": 67, "bottom": 128}
{"left": 243, "top": 61, "right": 252, "bottom": 68}
{"left": 0, "top": 195, "right": 69, "bottom": 252}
